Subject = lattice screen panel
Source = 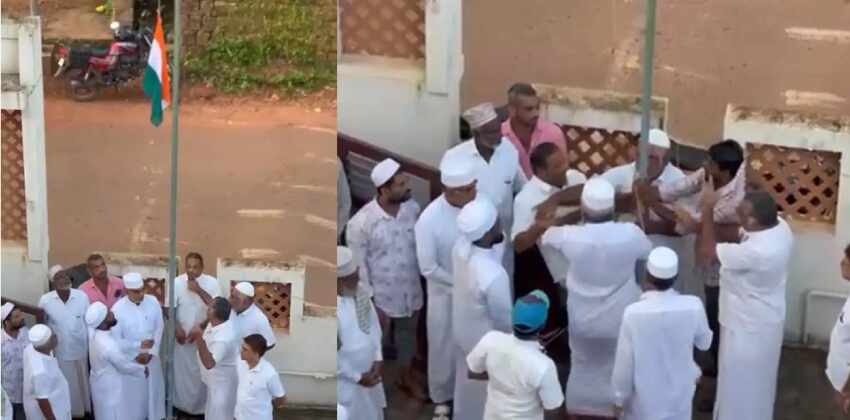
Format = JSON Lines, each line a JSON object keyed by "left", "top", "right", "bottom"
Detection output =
{"left": 339, "top": 0, "right": 425, "bottom": 59}
{"left": 144, "top": 278, "right": 166, "bottom": 305}
{"left": 2, "top": 110, "right": 27, "bottom": 241}
{"left": 231, "top": 280, "right": 291, "bottom": 332}
{"left": 562, "top": 125, "right": 639, "bottom": 176}
{"left": 747, "top": 143, "right": 840, "bottom": 224}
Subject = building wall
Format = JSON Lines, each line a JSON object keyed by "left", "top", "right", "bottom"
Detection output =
{"left": 723, "top": 105, "right": 850, "bottom": 344}
{"left": 462, "top": 0, "right": 850, "bottom": 148}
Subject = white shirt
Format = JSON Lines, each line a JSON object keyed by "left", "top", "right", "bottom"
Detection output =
{"left": 234, "top": 359, "right": 286, "bottom": 420}
{"left": 512, "top": 176, "right": 569, "bottom": 282}
{"left": 542, "top": 221, "right": 652, "bottom": 337}
{"left": 2, "top": 389, "right": 12, "bottom": 420}
{"left": 716, "top": 219, "right": 793, "bottom": 332}
{"left": 22, "top": 345, "right": 71, "bottom": 420}
{"left": 38, "top": 290, "right": 90, "bottom": 361}
{"left": 443, "top": 139, "right": 526, "bottom": 237}
{"left": 612, "top": 289, "right": 713, "bottom": 417}
{"left": 112, "top": 295, "right": 165, "bottom": 357}
{"left": 415, "top": 195, "right": 463, "bottom": 291}
{"left": 600, "top": 162, "right": 688, "bottom": 222}
{"left": 234, "top": 304, "right": 277, "bottom": 348}
{"left": 467, "top": 331, "right": 563, "bottom": 420}
{"left": 827, "top": 295, "right": 850, "bottom": 392}
{"left": 167, "top": 273, "right": 222, "bottom": 333}
{"left": 1, "top": 326, "right": 29, "bottom": 403}
{"left": 201, "top": 319, "right": 240, "bottom": 384}
{"left": 346, "top": 199, "right": 423, "bottom": 317}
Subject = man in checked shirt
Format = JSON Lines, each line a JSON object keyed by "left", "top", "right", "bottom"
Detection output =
{"left": 634, "top": 139, "right": 746, "bottom": 411}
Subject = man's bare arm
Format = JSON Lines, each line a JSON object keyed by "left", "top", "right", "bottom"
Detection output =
{"left": 36, "top": 399, "right": 56, "bottom": 420}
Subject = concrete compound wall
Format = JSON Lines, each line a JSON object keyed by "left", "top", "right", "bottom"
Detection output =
{"left": 723, "top": 104, "right": 850, "bottom": 345}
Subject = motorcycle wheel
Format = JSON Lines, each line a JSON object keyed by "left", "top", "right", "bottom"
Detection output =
{"left": 66, "top": 69, "right": 99, "bottom": 102}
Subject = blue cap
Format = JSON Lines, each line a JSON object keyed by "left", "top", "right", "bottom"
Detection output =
{"left": 512, "top": 290, "right": 550, "bottom": 333}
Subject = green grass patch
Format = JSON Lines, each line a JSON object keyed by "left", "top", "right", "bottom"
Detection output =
{"left": 184, "top": 0, "right": 336, "bottom": 95}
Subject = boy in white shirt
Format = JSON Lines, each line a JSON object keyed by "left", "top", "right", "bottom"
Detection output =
{"left": 235, "top": 334, "right": 286, "bottom": 420}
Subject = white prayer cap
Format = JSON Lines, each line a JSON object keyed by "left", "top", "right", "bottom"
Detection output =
{"left": 440, "top": 155, "right": 476, "bottom": 188}
{"left": 463, "top": 103, "right": 498, "bottom": 130}
{"left": 566, "top": 169, "right": 587, "bottom": 186}
{"left": 371, "top": 158, "right": 401, "bottom": 188}
{"left": 648, "top": 128, "right": 671, "bottom": 149}
{"left": 234, "top": 282, "right": 255, "bottom": 298}
{"left": 1, "top": 303, "right": 15, "bottom": 321}
{"left": 122, "top": 272, "right": 144, "bottom": 290}
{"left": 581, "top": 178, "right": 615, "bottom": 211}
{"left": 85, "top": 302, "right": 108, "bottom": 327}
{"left": 647, "top": 246, "right": 678, "bottom": 280}
{"left": 48, "top": 265, "right": 63, "bottom": 281}
{"left": 457, "top": 198, "right": 498, "bottom": 243}
{"left": 28, "top": 324, "right": 52, "bottom": 347}
{"left": 337, "top": 246, "right": 357, "bottom": 278}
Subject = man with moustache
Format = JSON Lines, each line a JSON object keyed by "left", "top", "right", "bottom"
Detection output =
{"left": 2, "top": 303, "right": 30, "bottom": 420}
{"left": 347, "top": 158, "right": 423, "bottom": 360}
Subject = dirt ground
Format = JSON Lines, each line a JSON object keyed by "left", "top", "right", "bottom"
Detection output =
{"left": 2, "top": 0, "right": 114, "bottom": 40}
{"left": 462, "top": 0, "right": 850, "bottom": 147}
{"left": 42, "top": 74, "right": 338, "bottom": 306}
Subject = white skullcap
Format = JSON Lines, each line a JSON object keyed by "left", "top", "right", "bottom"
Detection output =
{"left": 440, "top": 155, "right": 476, "bottom": 188}
{"left": 648, "top": 128, "right": 671, "bottom": 149}
{"left": 85, "top": 302, "right": 108, "bottom": 327}
{"left": 1, "top": 302, "right": 15, "bottom": 321}
{"left": 235, "top": 282, "right": 255, "bottom": 298}
{"left": 566, "top": 169, "right": 587, "bottom": 186}
{"left": 581, "top": 178, "right": 616, "bottom": 211}
{"left": 647, "top": 246, "right": 678, "bottom": 280}
{"left": 48, "top": 265, "right": 63, "bottom": 281}
{"left": 457, "top": 198, "right": 498, "bottom": 243}
{"left": 28, "top": 324, "right": 52, "bottom": 347}
{"left": 122, "top": 272, "right": 144, "bottom": 290}
{"left": 337, "top": 246, "right": 357, "bottom": 278}
{"left": 371, "top": 158, "right": 401, "bottom": 188}
{"left": 463, "top": 103, "right": 498, "bottom": 130}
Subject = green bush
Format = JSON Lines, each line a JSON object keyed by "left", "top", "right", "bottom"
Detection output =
{"left": 185, "top": 0, "right": 336, "bottom": 95}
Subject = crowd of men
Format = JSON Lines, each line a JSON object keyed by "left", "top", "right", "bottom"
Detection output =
{"left": 336, "top": 83, "right": 850, "bottom": 419}
{"left": 1, "top": 253, "right": 286, "bottom": 420}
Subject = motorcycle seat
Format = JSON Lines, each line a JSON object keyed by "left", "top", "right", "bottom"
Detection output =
{"left": 88, "top": 47, "right": 111, "bottom": 57}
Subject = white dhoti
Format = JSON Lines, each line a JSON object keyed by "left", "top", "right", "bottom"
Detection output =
{"left": 58, "top": 358, "right": 91, "bottom": 417}
{"left": 203, "top": 367, "right": 238, "bottom": 420}
{"left": 714, "top": 325, "right": 783, "bottom": 420}
{"left": 426, "top": 289, "right": 455, "bottom": 404}
{"left": 173, "top": 343, "right": 206, "bottom": 414}
{"left": 453, "top": 348, "right": 487, "bottom": 420}
{"left": 123, "top": 356, "right": 164, "bottom": 420}
{"left": 566, "top": 335, "right": 618, "bottom": 417}
{"left": 147, "top": 356, "right": 165, "bottom": 420}
{"left": 123, "top": 373, "right": 149, "bottom": 420}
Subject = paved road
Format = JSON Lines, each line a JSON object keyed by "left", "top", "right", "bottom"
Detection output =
{"left": 43, "top": 93, "right": 337, "bottom": 306}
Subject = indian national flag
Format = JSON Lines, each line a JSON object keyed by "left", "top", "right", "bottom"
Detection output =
{"left": 142, "top": 12, "right": 171, "bottom": 127}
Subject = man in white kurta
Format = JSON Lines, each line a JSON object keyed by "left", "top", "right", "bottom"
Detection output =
{"left": 192, "top": 297, "right": 239, "bottom": 420}
{"left": 346, "top": 158, "right": 422, "bottom": 356}
{"left": 414, "top": 155, "right": 477, "bottom": 414}
{"left": 37, "top": 270, "right": 91, "bottom": 418}
{"left": 167, "top": 253, "right": 221, "bottom": 415}
{"left": 466, "top": 290, "right": 564, "bottom": 420}
{"left": 452, "top": 198, "right": 513, "bottom": 420}
{"left": 612, "top": 247, "right": 713, "bottom": 420}
{"left": 338, "top": 158, "right": 352, "bottom": 243}
{"left": 446, "top": 103, "right": 527, "bottom": 276}
{"left": 112, "top": 273, "right": 165, "bottom": 420}
{"left": 2, "top": 303, "right": 29, "bottom": 420}
{"left": 22, "top": 325, "right": 71, "bottom": 420}
{"left": 698, "top": 190, "right": 793, "bottom": 420}
{"left": 336, "top": 246, "right": 387, "bottom": 420}
{"left": 229, "top": 282, "right": 277, "bottom": 349}
{"left": 85, "top": 302, "right": 148, "bottom": 420}
{"left": 827, "top": 243, "right": 850, "bottom": 414}
{"left": 541, "top": 178, "right": 652, "bottom": 417}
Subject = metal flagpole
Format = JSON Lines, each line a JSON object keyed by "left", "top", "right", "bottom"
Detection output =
{"left": 165, "top": 0, "right": 182, "bottom": 418}
{"left": 637, "top": 0, "right": 657, "bottom": 179}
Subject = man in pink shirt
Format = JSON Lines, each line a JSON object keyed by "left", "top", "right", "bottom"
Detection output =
{"left": 79, "top": 254, "right": 125, "bottom": 309}
{"left": 501, "top": 83, "right": 567, "bottom": 177}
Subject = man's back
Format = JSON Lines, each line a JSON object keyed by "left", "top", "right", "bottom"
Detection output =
{"left": 613, "top": 290, "right": 712, "bottom": 418}
{"left": 467, "top": 331, "right": 563, "bottom": 420}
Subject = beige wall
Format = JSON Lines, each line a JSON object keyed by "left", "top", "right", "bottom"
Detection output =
{"left": 462, "top": 0, "right": 850, "bottom": 147}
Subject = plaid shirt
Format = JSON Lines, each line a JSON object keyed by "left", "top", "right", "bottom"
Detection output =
{"left": 660, "top": 165, "right": 746, "bottom": 225}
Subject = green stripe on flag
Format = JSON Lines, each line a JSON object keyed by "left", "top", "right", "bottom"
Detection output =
{"left": 143, "top": 66, "right": 163, "bottom": 126}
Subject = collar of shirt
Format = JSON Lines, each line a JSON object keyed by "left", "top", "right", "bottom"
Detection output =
{"left": 639, "top": 289, "right": 678, "bottom": 301}
{"left": 515, "top": 336, "right": 543, "bottom": 351}
{"left": 457, "top": 137, "right": 509, "bottom": 160}
{"left": 528, "top": 176, "right": 559, "bottom": 195}
{"left": 46, "top": 290, "right": 82, "bottom": 304}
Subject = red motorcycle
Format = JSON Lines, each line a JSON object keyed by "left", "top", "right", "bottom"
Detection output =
{"left": 51, "top": 22, "right": 153, "bottom": 101}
